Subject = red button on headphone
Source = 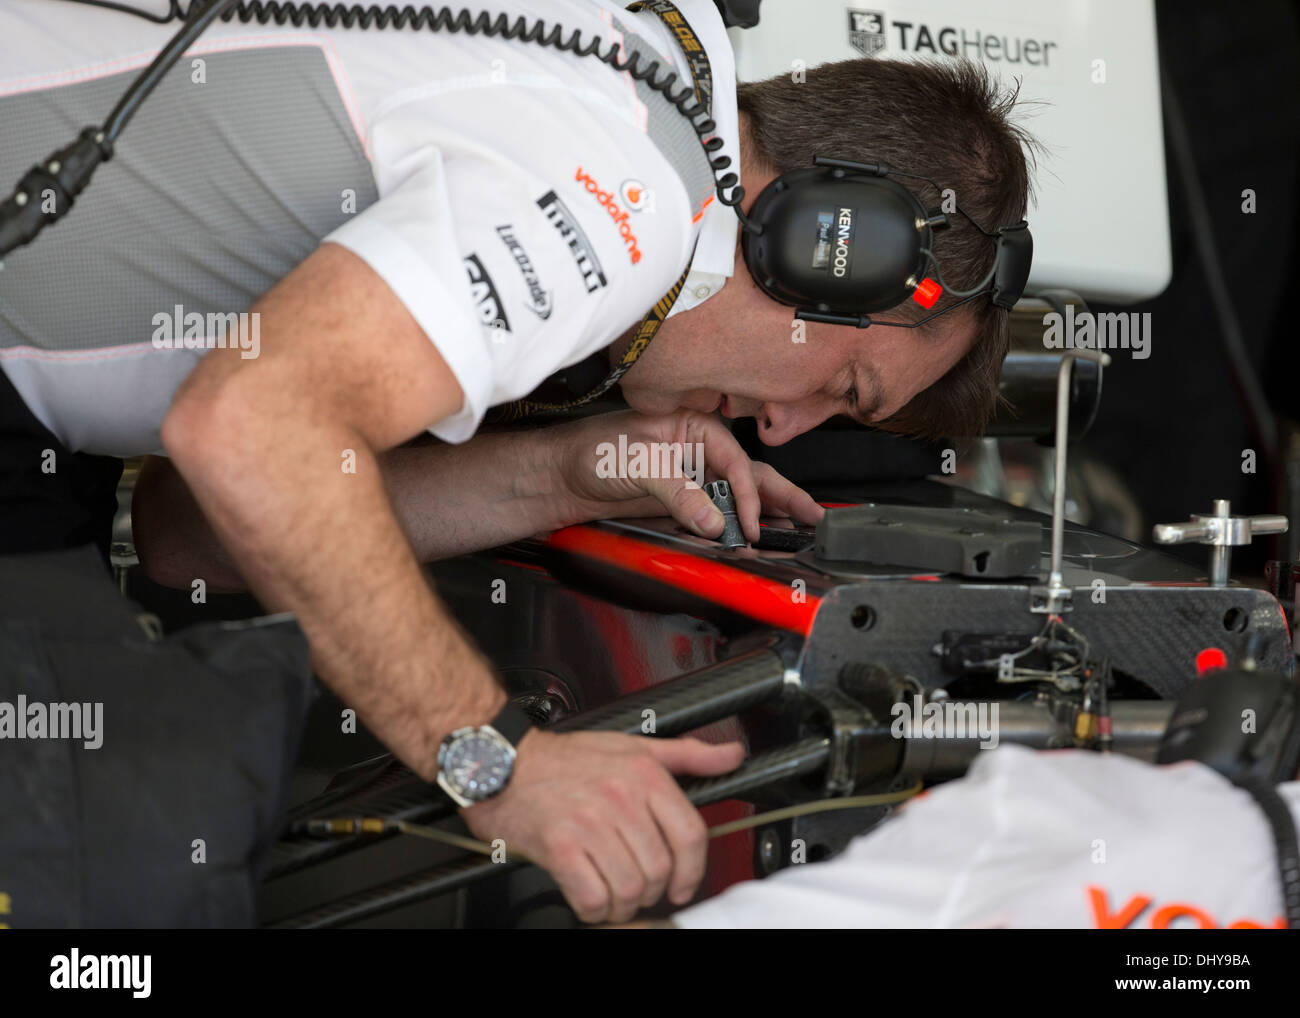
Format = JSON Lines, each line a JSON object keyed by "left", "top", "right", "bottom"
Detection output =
{"left": 912, "top": 277, "right": 942, "bottom": 309}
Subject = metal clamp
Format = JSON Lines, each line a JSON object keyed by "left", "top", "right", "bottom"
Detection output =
{"left": 1152, "top": 499, "right": 1288, "bottom": 587}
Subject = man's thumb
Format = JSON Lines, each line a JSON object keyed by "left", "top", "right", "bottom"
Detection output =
{"left": 653, "top": 480, "right": 723, "bottom": 538}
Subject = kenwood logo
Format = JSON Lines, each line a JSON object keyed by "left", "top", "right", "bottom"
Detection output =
{"left": 832, "top": 207, "right": 854, "bottom": 278}
{"left": 537, "top": 190, "right": 607, "bottom": 293}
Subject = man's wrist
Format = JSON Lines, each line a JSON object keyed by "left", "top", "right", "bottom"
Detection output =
{"left": 540, "top": 419, "right": 599, "bottom": 529}
{"left": 436, "top": 699, "right": 534, "bottom": 807}
{"left": 419, "top": 664, "right": 508, "bottom": 781}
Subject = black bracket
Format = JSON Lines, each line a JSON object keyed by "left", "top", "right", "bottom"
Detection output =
{"left": 814, "top": 504, "right": 1042, "bottom": 579}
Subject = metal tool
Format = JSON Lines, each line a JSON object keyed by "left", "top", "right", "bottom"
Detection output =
{"left": 1153, "top": 499, "right": 1288, "bottom": 587}
{"left": 704, "top": 479, "right": 747, "bottom": 549}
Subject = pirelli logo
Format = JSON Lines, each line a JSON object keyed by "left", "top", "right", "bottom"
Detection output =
{"left": 537, "top": 190, "right": 607, "bottom": 293}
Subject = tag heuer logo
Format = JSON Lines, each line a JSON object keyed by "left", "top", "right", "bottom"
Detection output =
{"left": 848, "top": 9, "right": 886, "bottom": 56}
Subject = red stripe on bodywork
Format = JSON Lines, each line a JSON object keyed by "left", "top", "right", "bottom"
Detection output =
{"left": 546, "top": 526, "right": 821, "bottom": 634}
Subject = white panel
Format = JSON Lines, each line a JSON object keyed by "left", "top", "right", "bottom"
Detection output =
{"left": 727, "top": 0, "right": 1171, "bottom": 304}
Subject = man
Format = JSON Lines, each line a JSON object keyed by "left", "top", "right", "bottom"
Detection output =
{"left": 0, "top": 0, "right": 1033, "bottom": 923}
{"left": 669, "top": 743, "right": 1300, "bottom": 929}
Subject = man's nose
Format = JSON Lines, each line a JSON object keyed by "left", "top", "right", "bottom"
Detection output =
{"left": 757, "top": 400, "right": 834, "bottom": 446}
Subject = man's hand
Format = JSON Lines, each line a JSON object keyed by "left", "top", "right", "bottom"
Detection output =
{"left": 553, "top": 409, "right": 825, "bottom": 542}
{"left": 462, "top": 730, "right": 744, "bottom": 923}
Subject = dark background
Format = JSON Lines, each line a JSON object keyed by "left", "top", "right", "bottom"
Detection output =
{"left": 1077, "top": 0, "right": 1300, "bottom": 573}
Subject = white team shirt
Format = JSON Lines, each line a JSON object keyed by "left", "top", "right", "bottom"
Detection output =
{"left": 0, "top": 0, "right": 739, "bottom": 453}
{"left": 675, "top": 745, "right": 1300, "bottom": 929}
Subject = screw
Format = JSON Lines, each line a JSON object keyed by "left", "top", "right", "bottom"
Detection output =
{"left": 758, "top": 829, "right": 782, "bottom": 874}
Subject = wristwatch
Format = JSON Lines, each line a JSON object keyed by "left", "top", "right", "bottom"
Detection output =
{"left": 435, "top": 701, "right": 534, "bottom": 808}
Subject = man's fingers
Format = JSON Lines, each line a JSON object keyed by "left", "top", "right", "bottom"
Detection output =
{"left": 583, "top": 823, "right": 648, "bottom": 924}
{"left": 676, "top": 483, "right": 725, "bottom": 538}
{"left": 639, "top": 476, "right": 725, "bottom": 537}
{"left": 679, "top": 414, "right": 763, "bottom": 542}
{"left": 649, "top": 789, "right": 711, "bottom": 906}
{"left": 632, "top": 412, "right": 821, "bottom": 545}
{"left": 619, "top": 812, "right": 674, "bottom": 910}
{"left": 754, "top": 463, "right": 826, "bottom": 525}
{"left": 641, "top": 736, "right": 746, "bottom": 775}
{"left": 548, "top": 842, "right": 612, "bottom": 924}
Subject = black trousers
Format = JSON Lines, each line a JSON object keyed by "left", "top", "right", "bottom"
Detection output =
{"left": 0, "top": 371, "right": 313, "bottom": 927}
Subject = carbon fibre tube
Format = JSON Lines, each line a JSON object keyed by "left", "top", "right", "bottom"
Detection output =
{"left": 681, "top": 736, "right": 829, "bottom": 802}
{"left": 897, "top": 700, "right": 1173, "bottom": 778}
{"left": 266, "top": 640, "right": 794, "bottom": 880}
{"left": 267, "top": 737, "right": 831, "bottom": 929}
{"left": 552, "top": 643, "right": 791, "bottom": 735}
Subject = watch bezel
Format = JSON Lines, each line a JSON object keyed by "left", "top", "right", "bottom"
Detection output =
{"left": 436, "top": 724, "right": 518, "bottom": 807}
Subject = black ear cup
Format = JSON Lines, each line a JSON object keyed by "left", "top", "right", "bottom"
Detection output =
{"left": 991, "top": 221, "right": 1033, "bottom": 309}
{"left": 740, "top": 167, "right": 930, "bottom": 315}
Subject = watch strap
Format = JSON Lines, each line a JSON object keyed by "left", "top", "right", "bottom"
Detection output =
{"left": 489, "top": 700, "right": 533, "bottom": 748}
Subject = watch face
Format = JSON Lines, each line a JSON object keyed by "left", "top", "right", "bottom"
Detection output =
{"left": 443, "top": 731, "right": 513, "bottom": 801}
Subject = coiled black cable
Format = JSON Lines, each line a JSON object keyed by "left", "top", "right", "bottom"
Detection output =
{"left": 66, "top": 0, "right": 746, "bottom": 213}
{"left": 1232, "top": 774, "right": 1300, "bottom": 930}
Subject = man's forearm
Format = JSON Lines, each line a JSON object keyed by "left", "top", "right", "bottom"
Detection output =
{"left": 136, "top": 427, "right": 586, "bottom": 590}
{"left": 163, "top": 397, "right": 505, "bottom": 781}
{"left": 381, "top": 427, "right": 586, "bottom": 560}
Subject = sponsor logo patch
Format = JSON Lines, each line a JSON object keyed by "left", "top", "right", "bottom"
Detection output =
{"left": 537, "top": 190, "right": 608, "bottom": 292}
{"left": 575, "top": 167, "right": 642, "bottom": 264}
{"left": 495, "top": 224, "right": 553, "bottom": 320}
{"left": 463, "top": 253, "right": 510, "bottom": 332}
{"left": 620, "top": 178, "right": 649, "bottom": 212}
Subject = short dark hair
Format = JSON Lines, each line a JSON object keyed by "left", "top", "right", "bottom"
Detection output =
{"left": 737, "top": 58, "right": 1038, "bottom": 441}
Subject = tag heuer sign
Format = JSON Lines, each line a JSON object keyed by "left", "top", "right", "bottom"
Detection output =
{"left": 848, "top": 9, "right": 886, "bottom": 56}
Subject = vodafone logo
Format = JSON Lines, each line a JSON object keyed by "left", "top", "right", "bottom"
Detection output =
{"left": 620, "top": 179, "right": 649, "bottom": 211}
{"left": 575, "top": 167, "right": 642, "bottom": 264}
{"left": 1087, "top": 886, "right": 1284, "bottom": 930}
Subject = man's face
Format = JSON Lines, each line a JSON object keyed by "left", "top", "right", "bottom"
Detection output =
{"left": 617, "top": 242, "right": 978, "bottom": 445}
{"left": 616, "top": 133, "right": 978, "bottom": 445}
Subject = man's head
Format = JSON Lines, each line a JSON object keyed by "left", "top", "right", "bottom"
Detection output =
{"left": 617, "top": 58, "right": 1037, "bottom": 446}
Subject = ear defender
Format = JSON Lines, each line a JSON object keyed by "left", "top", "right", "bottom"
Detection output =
{"left": 740, "top": 158, "right": 933, "bottom": 325}
{"left": 991, "top": 221, "right": 1033, "bottom": 309}
{"left": 737, "top": 155, "right": 1032, "bottom": 329}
